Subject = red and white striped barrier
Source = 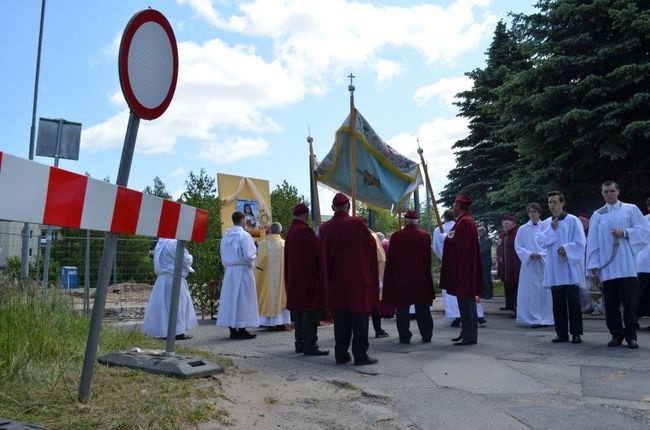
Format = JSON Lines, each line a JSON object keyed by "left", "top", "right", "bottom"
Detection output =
{"left": 0, "top": 151, "right": 208, "bottom": 242}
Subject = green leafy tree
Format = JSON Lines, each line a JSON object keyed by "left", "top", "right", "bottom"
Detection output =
{"left": 497, "top": 0, "right": 650, "bottom": 212}
{"left": 357, "top": 203, "right": 398, "bottom": 235}
{"left": 180, "top": 168, "right": 222, "bottom": 318}
{"left": 441, "top": 20, "right": 531, "bottom": 228}
{"left": 143, "top": 176, "right": 172, "bottom": 199}
{"left": 270, "top": 180, "right": 307, "bottom": 236}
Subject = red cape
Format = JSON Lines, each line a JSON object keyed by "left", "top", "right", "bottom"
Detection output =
{"left": 382, "top": 224, "right": 435, "bottom": 307}
{"left": 284, "top": 219, "right": 327, "bottom": 312}
{"left": 439, "top": 212, "right": 484, "bottom": 299}
{"left": 318, "top": 211, "right": 379, "bottom": 313}
{"left": 496, "top": 227, "right": 521, "bottom": 283}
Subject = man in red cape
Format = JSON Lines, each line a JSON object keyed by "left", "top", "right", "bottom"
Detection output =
{"left": 440, "top": 195, "right": 484, "bottom": 346}
{"left": 382, "top": 210, "right": 435, "bottom": 344}
{"left": 497, "top": 215, "right": 521, "bottom": 313}
{"left": 318, "top": 193, "right": 379, "bottom": 366}
{"left": 284, "top": 203, "right": 329, "bottom": 356}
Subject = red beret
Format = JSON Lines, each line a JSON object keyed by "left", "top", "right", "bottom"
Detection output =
{"left": 454, "top": 195, "right": 473, "bottom": 205}
{"left": 293, "top": 203, "right": 309, "bottom": 216}
{"left": 501, "top": 215, "right": 516, "bottom": 222}
{"left": 404, "top": 210, "right": 418, "bottom": 219}
{"left": 332, "top": 192, "right": 350, "bottom": 206}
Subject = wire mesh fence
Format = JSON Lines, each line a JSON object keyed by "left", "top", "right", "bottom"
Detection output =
{"left": 0, "top": 229, "right": 223, "bottom": 319}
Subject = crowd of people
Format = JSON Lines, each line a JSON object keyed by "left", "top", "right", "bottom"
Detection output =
{"left": 143, "top": 179, "right": 650, "bottom": 364}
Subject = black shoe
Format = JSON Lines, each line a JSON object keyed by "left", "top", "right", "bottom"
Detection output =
{"left": 552, "top": 336, "right": 569, "bottom": 343}
{"left": 453, "top": 339, "right": 477, "bottom": 346}
{"left": 354, "top": 357, "right": 378, "bottom": 366}
{"left": 422, "top": 338, "right": 431, "bottom": 343}
{"left": 336, "top": 353, "right": 352, "bottom": 365}
{"left": 451, "top": 335, "right": 463, "bottom": 342}
{"left": 530, "top": 324, "right": 541, "bottom": 329}
{"left": 607, "top": 337, "right": 623, "bottom": 347}
{"left": 304, "top": 349, "right": 330, "bottom": 356}
{"left": 499, "top": 307, "right": 510, "bottom": 311}
{"left": 450, "top": 319, "right": 461, "bottom": 328}
{"left": 478, "top": 317, "right": 487, "bottom": 327}
{"left": 571, "top": 335, "right": 582, "bottom": 344}
{"left": 295, "top": 344, "right": 304, "bottom": 354}
{"left": 399, "top": 338, "right": 411, "bottom": 344}
{"left": 375, "top": 329, "right": 389, "bottom": 338}
{"left": 627, "top": 339, "right": 639, "bottom": 349}
{"left": 234, "top": 329, "right": 256, "bottom": 340}
{"left": 175, "top": 333, "right": 193, "bottom": 340}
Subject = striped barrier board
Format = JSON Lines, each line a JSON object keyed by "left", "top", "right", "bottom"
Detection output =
{"left": 0, "top": 151, "right": 208, "bottom": 242}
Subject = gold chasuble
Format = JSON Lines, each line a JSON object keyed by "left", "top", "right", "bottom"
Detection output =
{"left": 255, "top": 234, "right": 287, "bottom": 317}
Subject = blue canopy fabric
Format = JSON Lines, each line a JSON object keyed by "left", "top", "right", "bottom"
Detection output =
{"left": 315, "top": 109, "right": 423, "bottom": 212}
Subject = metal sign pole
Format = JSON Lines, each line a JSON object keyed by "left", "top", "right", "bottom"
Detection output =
{"left": 84, "top": 229, "right": 91, "bottom": 313}
{"left": 165, "top": 240, "right": 186, "bottom": 353}
{"left": 42, "top": 120, "right": 62, "bottom": 288}
{"left": 79, "top": 111, "right": 140, "bottom": 402}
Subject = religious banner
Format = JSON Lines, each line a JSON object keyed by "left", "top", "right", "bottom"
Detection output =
{"left": 217, "top": 173, "right": 271, "bottom": 240}
{"left": 315, "top": 109, "right": 423, "bottom": 212}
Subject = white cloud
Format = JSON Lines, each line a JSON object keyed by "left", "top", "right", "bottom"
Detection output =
{"left": 388, "top": 116, "right": 469, "bottom": 195}
{"left": 198, "top": 137, "right": 269, "bottom": 164}
{"left": 414, "top": 75, "right": 473, "bottom": 107}
{"left": 182, "top": 0, "right": 498, "bottom": 87}
{"left": 171, "top": 166, "right": 187, "bottom": 177}
{"left": 374, "top": 60, "right": 403, "bottom": 85}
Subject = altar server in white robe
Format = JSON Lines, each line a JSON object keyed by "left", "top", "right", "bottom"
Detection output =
{"left": 217, "top": 211, "right": 259, "bottom": 340}
{"left": 536, "top": 191, "right": 586, "bottom": 344}
{"left": 143, "top": 239, "right": 198, "bottom": 339}
{"left": 587, "top": 180, "right": 650, "bottom": 349}
{"left": 433, "top": 209, "right": 486, "bottom": 327}
{"left": 636, "top": 200, "right": 650, "bottom": 330}
{"left": 514, "top": 203, "right": 554, "bottom": 328}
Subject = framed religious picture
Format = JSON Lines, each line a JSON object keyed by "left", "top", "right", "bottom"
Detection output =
{"left": 217, "top": 173, "right": 272, "bottom": 242}
{"left": 236, "top": 199, "right": 261, "bottom": 237}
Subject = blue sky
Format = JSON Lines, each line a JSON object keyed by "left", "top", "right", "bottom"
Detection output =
{"left": 1, "top": 0, "right": 536, "bottom": 213}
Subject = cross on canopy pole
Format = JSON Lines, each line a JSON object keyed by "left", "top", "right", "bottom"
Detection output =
{"left": 417, "top": 140, "right": 444, "bottom": 233}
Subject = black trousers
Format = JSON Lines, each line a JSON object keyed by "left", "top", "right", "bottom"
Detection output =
{"left": 371, "top": 307, "right": 383, "bottom": 332}
{"left": 551, "top": 285, "right": 583, "bottom": 338}
{"left": 637, "top": 273, "right": 650, "bottom": 318}
{"left": 332, "top": 310, "right": 370, "bottom": 362}
{"left": 457, "top": 297, "right": 478, "bottom": 342}
{"left": 395, "top": 304, "right": 433, "bottom": 342}
{"left": 603, "top": 277, "right": 639, "bottom": 341}
{"left": 504, "top": 281, "right": 518, "bottom": 310}
{"left": 293, "top": 309, "right": 320, "bottom": 353}
{"left": 482, "top": 266, "right": 494, "bottom": 299}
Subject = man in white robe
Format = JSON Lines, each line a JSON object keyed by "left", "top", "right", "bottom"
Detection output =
{"left": 217, "top": 211, "right": 259, "bottom": 340}
{"left": 514, "top": 203, "right": 553, "bottom": 328}
{"left": 536, "top": 191, "right": 586, "bottom": 344}
{"left": 143, "top": 239, "right": 198, "bottom": 340}
{"left": 433, "top": 209, "right": 486, "bottom": 327}
{"left": 587, "top": 180, "right": 650, "bottom": 349}
{"left": 255, "top": 222, "right": 291, "bottom": 329}
{"left": 636, "top": 198, "right": 650, "bottom": 330}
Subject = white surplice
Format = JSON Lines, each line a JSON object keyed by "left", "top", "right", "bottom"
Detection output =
{"left": 586, "top": 201, "right": 650, "bottom": 282}
{"left": 514, "top": 221, "right": 553, "bottom": 326}
{"left": 143, "top": 239, "right": 198, "bottom": 338}
{"left": 636, "top": 215, "right": 650, "bottom": 274}
{"left": 535, "top": 214, "right": 586, "bottom": 288}
{"left": 216, "top": 226, "right": 260, "bottom": 328}
{"left": 433, "top": 220, "right": 484, "bottom": 319}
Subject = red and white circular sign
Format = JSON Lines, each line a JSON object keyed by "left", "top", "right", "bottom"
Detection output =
{"left": 118, "top": 9, "right": 178, "bottom": 120}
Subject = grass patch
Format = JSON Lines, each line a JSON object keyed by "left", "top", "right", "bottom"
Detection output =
{"left": 0, "top": 278, "right": 233, "bottom": 429}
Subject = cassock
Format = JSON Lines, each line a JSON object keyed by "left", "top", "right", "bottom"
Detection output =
{"left": 514, "top": 221, "right": 554, "bottom": 326}
{"left": 284, "top": 219, "right": 327, "bottom": 312}
{"left": 535, "top": 215, "right": 586, "bottom": 289}
{"left": 143, "top": 239, "right": 198, "bottom": 338}
{"left": 383, "top": 224, "right": 435, "bottom": 307}
{"left": 586, "top": 202, "right": 650, "bottom": 282}
{"left": 433, "top": 220, "right": 484, "bottom": 319}
{"left": 440, "top": 212, "right": 484, "bottom": 299}
{"left": 216, "top": 225, "right": 259, "bottom": 328}
{"left": 497, "top": 227, "right": 521, "bottom": 283}
{"left": 255, "top": 233, "right": 291, "bottom": 326}
{"left": 319, "top": 211, "right": 379, "bottom": 313}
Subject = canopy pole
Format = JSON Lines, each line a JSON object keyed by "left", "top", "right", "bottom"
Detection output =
{"left": 348, "top": 73, "right": 357, "bottom": 216}
{"left": 417, "top": 140, "right": 443, "bottom": 233}
{"left": 307, "top": 131, "right": 321, "bottom": 226}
